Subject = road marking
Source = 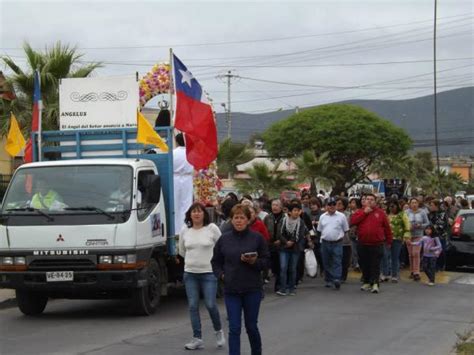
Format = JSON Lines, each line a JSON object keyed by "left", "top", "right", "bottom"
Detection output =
{"left": 453, "top": 275, "right": 474, "bottom": 285}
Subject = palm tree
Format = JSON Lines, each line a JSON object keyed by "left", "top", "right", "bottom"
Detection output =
{"left": 1, "top": 42, "right": 101, "bottom": 135}
{"left": 372, "top": 152, "right": 438, "bottom": 195}
{"left": 293, "top": 151, "right": 341, "bottom": 196}
{"left": 423, "top": 171, "right": 465, "bottom": 196}
{"left": 216, "top": 138, "right": 254, "bottom": 179}
{"left": 234, "top": 162, "right": 294, "bottom": 197}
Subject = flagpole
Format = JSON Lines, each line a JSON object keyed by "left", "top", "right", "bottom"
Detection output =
{"left": 36, "top": 69, "right": 43, "bottom": 161}
{"left": 169, "top": 48, "right": 175, "bottom": 147}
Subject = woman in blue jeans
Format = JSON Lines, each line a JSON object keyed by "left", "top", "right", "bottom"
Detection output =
{"left": 381, "top": 201, "right": 411, "bottom": 282}
{"left": 212, "top": 204, "right": 270, "bottom": 355}
{"left": 278, "top": 201, "right": 308, "bottom": 296}
{"left": 178, "top": 202, "right": 225, "bottom": 350}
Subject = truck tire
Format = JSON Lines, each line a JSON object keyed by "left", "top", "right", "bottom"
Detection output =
{"left": 16, "top": 290, "right": 48, "bottom": 316}
{"left": 131, "top": 259, "right": 161, "bottom": 316}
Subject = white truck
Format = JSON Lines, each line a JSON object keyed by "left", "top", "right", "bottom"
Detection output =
{"left": 0, "top": 127, "right": 183, "bottom": 315}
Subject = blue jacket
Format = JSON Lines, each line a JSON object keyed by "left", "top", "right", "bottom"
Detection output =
{"left": 211, "top": 227, "right": 270, "bottom": 294}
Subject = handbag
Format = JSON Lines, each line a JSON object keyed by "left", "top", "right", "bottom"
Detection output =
{"left": 304, "top": 248, "right": 318, "bottom": 277}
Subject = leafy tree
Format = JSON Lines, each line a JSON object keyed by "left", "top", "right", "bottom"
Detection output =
{"left": 216, "top": 138, "right": 254, "bottom": 178}
{"left": 293, "top": 151, "right": 341, "bottom": 196}
{"left": 1, "top": 42, "right": 101, "bottom": 135}
{"left": 234, "top": 162, "right": 294, "bottom": 197}
{"left": 263, "top": 104, "right": 411, "bottom": 194}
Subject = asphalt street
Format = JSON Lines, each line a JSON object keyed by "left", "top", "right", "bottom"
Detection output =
{"left": 0, "top": 274, "right": 473, "bottom": 355}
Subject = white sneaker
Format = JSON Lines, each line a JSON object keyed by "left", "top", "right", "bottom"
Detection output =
{"left": 215, "top": 330, "right": 226, "bottom": 348}
{"left": 185, "top": 338, "right": 204, "bottom": 350}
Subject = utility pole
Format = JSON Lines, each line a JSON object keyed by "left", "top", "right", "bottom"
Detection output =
{"left": 217, "top": 71, "right": 238, "bottom": 140}
{"left": 226, "top": 71, "right": 232, "bottom": 139}
{"left": 433, "top": 0, "right": 441, "bottom": 193}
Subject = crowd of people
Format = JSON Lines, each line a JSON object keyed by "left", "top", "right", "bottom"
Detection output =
{"left": 176, "top": 189, "right": 468, "bottom": 355}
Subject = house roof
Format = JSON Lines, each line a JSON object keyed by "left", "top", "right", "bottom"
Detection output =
{"left": 236, "top": 157, "right": 296, "bottom": 172}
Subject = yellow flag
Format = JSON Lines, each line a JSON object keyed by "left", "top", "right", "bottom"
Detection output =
{"left": 4, "top": 113, "right": 26, "bottom": 157}
{"left": 136, "top": 111, "right": 169, "bottom": 152}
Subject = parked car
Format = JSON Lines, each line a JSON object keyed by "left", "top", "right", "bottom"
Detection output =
{"left": 446, "top": 209, "right": 474, "bottom": 271}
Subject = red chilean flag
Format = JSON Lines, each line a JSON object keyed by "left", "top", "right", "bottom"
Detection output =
{"left": 172, "top": 54, "right": 217, "bottom": 170}
{"left": 24, "top": 69, "right": 41, "bottom": 163}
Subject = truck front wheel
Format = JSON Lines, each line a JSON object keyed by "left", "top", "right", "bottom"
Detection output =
{"left": 16, "top": 290, "right": 48, "bottom": 316}
{"left": 131, "top": 259, "right": 161, "bottom": 316}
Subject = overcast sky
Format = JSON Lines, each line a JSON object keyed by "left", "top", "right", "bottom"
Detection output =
{"left": 1, "top": 0, "right": 473, "bottom": 114}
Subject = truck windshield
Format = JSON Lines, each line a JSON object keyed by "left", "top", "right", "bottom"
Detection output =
{"left": 2, "top": 165, "right": 133, "bottom": 214}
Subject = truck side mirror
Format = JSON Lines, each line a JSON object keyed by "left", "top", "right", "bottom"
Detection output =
{"left": 142, "top": 175, "right": 161, "bottom": 204}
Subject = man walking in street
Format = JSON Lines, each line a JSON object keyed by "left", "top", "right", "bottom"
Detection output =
{"left": 318, "top": 197, "right": 349, "bottom": 290}
{"left": 351, "top": 193, "right": 393, "bottom": 294}
{"left": 264, "top": 199, "right": 285, "bottom": 292}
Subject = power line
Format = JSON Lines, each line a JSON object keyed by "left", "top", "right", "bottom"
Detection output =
{"left": 234, "top": 64, "right": 473, "bottom": 90}
{"left": 51, "top": 57, "right": 472, "bottom": 68}
{"left": 2, "top": 12, "right": 471, "bottom": 51}
{"left": 202, "top": 17, "right": 473, "bottom": 71}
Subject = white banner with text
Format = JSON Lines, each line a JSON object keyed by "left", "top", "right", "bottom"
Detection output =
{"left": 59, "top": 76, "right": 139, "bottom": 130}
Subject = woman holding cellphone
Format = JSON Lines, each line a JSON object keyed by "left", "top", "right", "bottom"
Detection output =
{"left": 212, "top": 204, "right": 270, "bottom": 355}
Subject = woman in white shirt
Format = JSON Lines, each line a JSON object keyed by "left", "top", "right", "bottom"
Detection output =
{"left": 178, "top": 202, "right": 225, "bottom": 350}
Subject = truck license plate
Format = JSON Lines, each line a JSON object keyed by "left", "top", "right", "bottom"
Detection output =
{"left": 46, "top": 271, "right": 74, "bottom": 282}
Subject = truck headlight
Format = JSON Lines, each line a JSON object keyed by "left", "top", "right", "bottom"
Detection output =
{"left": 14, "top": 257, "right": 26, "bottom": 265}
{"left": 113, "top": 255, "right": 127, "bottom": 264}
{"left": 126, "top": 254, "right": 137, "bottom": 264}
{"left": 2, "top": 257, "right": 13, "bottom": 265}
{"left": 99, "top": 255, "right": 113, "bottom": 264}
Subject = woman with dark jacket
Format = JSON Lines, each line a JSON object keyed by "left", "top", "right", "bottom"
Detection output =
{"left": 428, "top": 199, "right": 449, "bottom": 271}
{"left": 277, "top": 201, "right": 310, "bottom": 296}
{"left": 263, "top": 199, "right": 285, "bottom": 292}
{"left": 212, "top": 204, "right": 270, "bottom": 355}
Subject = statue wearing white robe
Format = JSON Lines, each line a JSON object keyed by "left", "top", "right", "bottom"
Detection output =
{"left": 173, "top": 146, "right": 193, "bottom": 233}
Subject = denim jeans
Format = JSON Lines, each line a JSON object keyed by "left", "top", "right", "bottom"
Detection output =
{"left": 183, "top": 272, "right": 222, "bottom": 339}
{"left": 381, "top": 240, "right": 403, "bottom": 278}
{"left": 270, "top": 250, "right": 281, "bottom": 292}
{"left": 423, "top": 256, "right": 437, "bottom": 282}
{"left": 342, "top": 245, "right": 352, "bottom": 281}
{"left": 279, "top": 250, "right": 300, "bottom": 293}
{"left": 351, "top": 239, "right": 359, "bottom": 268}
{"left": 225, "top": 291, "right": 262, "bottom": 355}
{"left": 321, "top": 240, "right": 343, "bottom": 284}
{"left": 436, "top": 238, "right": 447, "bottom": 271}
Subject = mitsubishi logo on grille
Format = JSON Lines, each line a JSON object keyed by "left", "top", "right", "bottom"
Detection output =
{"left": 57, "top": 234, "right": 65, "bottom": 242}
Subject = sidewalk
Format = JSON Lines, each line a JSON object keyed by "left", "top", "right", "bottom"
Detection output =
{"left": 0, "top": 289, "right": 16, "bottom": 310}
{"left": 347, "top": 268, "right": 465, "bottom": 285}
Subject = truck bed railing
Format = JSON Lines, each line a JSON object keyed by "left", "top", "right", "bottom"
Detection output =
{"left": 31, "top": 127, "right": 176, "bottom": 255}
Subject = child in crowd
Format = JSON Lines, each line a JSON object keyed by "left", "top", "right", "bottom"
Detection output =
{"left": 412, "top": 225, "right": 442, "bottom": 286}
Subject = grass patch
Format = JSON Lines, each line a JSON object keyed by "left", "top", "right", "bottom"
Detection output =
{"left": 456, "top": 329, "right": 474, "bottom": 355}
{"left": 456, "top": 342, "right": 474, "bottom": 355}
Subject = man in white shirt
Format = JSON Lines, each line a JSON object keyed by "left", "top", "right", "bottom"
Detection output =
{"left": 174, "top": 133, "right": 194, "bottom": 233}
{"left": 317, "top": 197, "right": 349, "bottom": 290}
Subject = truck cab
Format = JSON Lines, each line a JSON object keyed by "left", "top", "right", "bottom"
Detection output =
{"left": 0, "top": 128, "right": 178, "bottom": 315}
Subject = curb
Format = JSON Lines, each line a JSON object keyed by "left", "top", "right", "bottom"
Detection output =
{"left": 0, "top": 297, "right": 17, "bottom": 310}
